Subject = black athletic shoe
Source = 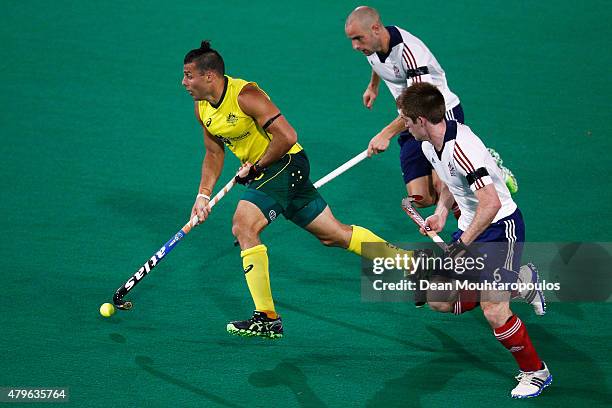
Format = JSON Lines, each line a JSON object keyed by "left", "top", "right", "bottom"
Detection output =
{"left": 226, "top": 310, "right": 283, "bottom": 339}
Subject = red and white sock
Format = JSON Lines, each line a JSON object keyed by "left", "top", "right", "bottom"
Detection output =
{"left": 453, "top": 290, "right": 479, "bottom": 315}
{"left": 494, "top": 315, "right": 542, "bottom": 372}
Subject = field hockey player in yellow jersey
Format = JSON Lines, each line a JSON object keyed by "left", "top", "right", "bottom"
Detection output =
{"left": 183, "top": 41, "right": 415, "bottom": 339}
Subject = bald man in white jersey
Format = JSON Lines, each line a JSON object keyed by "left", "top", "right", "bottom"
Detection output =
{"left": 345, "top": 6, "right": 518, "bottom": 213}
{"left": 397, "top": 82, "right": 550, "bottom": 399}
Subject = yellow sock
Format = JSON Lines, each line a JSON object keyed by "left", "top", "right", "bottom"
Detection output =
{"left": 347, "top": 225, "right": 414, "bottom": 264}
{"left": 241, "top": 244, "right": 277, "bottom": 319}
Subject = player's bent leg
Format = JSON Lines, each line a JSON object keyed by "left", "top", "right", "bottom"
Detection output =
{"left": 296, "top": 195, "right": 422, "bottom": 306}
{"left": 482, "top": 299, "right": 550, "bottom": 398}
{"left": 302, "top": 205, "right": 418, "bottom": 277}
{"left": 406, "top": 175, "right": 437, "bottom": 208}
{"left": 302, "top": 206, "right": 353, "bottom": 248}
{"left": 481, "top": 299, "right": 513, "bottom": 328}
{"left": 232, "top": 200, "right": 270, "bottom": 250}
{"left": 345, "top": 225, "right": 418, "bottom": 271}
{"left": 399, "top": 136, "right": 435, "bottom": 208}
{"left": 425, "top": 276, "right": 457, "bottom": 313}
{"left": 227, "top": 200, "right": 283, "bottom": 338}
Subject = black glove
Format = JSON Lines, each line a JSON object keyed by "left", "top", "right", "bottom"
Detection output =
{"left": 444, "top": 238, "right": 486, "bottom": 281}
{"left": 235, "top": 164, "right": 265, "bottom": 185}
{"left": 445, "top": 238, "right": 470, "bottom": 260}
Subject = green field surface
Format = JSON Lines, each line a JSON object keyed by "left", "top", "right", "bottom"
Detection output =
{"left": 1, "top": 1, "right": 610, "bottom": 406}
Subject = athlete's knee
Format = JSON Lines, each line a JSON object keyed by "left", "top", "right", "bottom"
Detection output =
{"left": 318, "top": 226, "right": 351, "bottom": 248}
{"left": 407, "top": 176, "right": 438, "bottom": 207}
{"left": 427, "top": 301, "right": 454, "bottom": 313}
{"left": 306, "top": 211, "right": 352, "bottom": 248}
{"left": 232, "top": 214, "right": 262, "bottom": 241}
{"left": 231, "top": 219, "right": 250, "bottom": 240}
{"left": 411, "top": 192, "right": 437, "bottom": 208}
{"left": 318, "top": 236, "right": 341, "bottom": 247}
{"left": 481, "top": 302, "right": 512, "bottom": 327}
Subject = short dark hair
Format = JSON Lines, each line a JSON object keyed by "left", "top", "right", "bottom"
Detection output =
{"left": 184, "top": 40, "right": 225, "bottom": 75}
{"left": 397, "top": 83, "right": 446, "bottom": 124}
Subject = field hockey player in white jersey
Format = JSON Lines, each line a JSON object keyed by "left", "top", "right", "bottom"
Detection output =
{"left": 397, "top": 82, "right": 551, "bottom": 399}
{"left": 345, "top": 6, "right": 518, "bottom": 214}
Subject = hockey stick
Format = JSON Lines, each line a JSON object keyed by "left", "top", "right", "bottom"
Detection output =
{"left": 313, "top": 149, "right": 368, "bottom": 189}
{"left": 400, "top": 196, "right": 448, "bottom": 251}
{"left": 113, "top": 175, "right": 237, "bottom": 310}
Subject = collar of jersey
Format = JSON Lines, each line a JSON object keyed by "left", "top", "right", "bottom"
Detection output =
{"left": 376, "top": 26, "right": 402, "bottom": 63}
{"left": 210, "top": 76, "right": 229, "bottom": 109}
{"left": 435, "top": 120, "right": 458, "bottom": 159}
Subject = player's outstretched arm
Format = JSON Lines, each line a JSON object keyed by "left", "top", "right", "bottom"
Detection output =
{"left": 238, "top": 85, "right": 297, "bottom": 168}
{"left": 368, "top": 115, "right": 406, "bottom": 156}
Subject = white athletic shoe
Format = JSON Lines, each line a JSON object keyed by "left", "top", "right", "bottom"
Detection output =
{"left": 511, "top": 362, "right": 552, "bottom": 398}
{"left": 518, "top": 263, "right": 547, "bottom": 316}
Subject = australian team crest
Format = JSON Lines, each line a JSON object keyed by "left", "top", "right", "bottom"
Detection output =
{"left": 226, "top": 112, "right": 238, "bottom": 125}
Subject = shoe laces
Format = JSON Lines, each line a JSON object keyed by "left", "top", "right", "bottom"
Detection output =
{"left": 250, "top": 311, "right": 269, "bottom": 323}
{"left": 515, "top": 371, "right": 535, "bottom": 385}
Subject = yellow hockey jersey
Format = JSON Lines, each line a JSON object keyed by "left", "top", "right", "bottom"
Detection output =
{"left": 197, "top": 76, "right": 302, "bottom": 164}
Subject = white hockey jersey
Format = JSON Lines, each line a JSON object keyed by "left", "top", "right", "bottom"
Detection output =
{"left": 421, "top": 121, "right": 517, "bottom": 231}
{"left": 367, "top": 26, "right": 460, "bottom": 110}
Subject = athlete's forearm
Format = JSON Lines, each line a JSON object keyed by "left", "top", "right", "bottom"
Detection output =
{"left": 369, "top": 70, "right": 380, "bottom": 90}
{"left": 256, "top": 135, "right": 294, "bottom": 168}
{"left": 434, "top": 184, "right": 453, "bottom": 220}
{"left": 199, "top": 150, "right": 224, "bottom": 195}
{"left": 461, "top": 206, "right": 496, "bottom": 245}
{"left": 379, "top": 115, "right": 407, "bottom": 140}
{"left": 460, "top": 186, "right": 501, "bottom": 245}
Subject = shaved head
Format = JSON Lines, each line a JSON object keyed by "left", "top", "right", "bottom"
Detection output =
{"left": 345, "top": 6, "right": 383, "bottom": 29}
{"left": 345, "top": 6, "right": 388, "bottom": 55}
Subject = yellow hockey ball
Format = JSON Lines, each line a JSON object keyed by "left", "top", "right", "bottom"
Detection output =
{"left": 100, "top": 303, "right": 115, "bottom": 317}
